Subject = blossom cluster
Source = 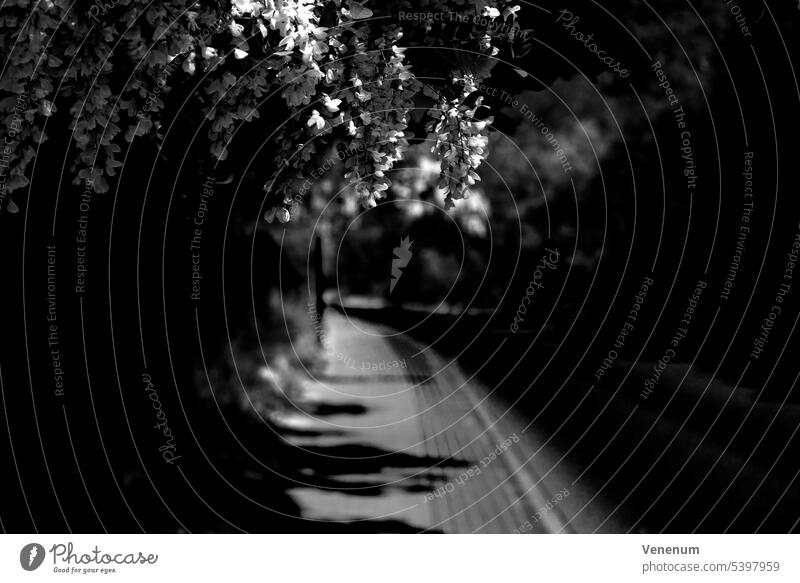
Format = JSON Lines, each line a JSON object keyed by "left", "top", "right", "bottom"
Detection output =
{"left": 428, "top": 75, "right": 493, "bottom": 208}
{"left": 0, "top": 0, "right": 524, "bottom": 218}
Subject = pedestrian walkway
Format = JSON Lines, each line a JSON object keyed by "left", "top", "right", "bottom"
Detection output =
{"left": 276, "top": 309, "right": 575, "bottom": 533}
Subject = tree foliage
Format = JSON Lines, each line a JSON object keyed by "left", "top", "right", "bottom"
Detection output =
{"left": 1, "top": 0, "right": 536, "bottom": 218}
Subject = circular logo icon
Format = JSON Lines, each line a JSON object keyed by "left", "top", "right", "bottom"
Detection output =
{"left": 20, "top": 543, "right": 46, "bottom": 571}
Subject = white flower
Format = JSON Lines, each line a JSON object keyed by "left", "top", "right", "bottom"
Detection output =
{"left": 278, "top": 34, "right": 296, "bottom": 51}
{"left": 482, "top": 7, "right": 500, "bottom": 19}
{"left": 233, "top": 48, "right": 248, "bottom": 59}
{"left": 307, "top": 110, "right": 325, "bottom": 130}
{"left": 233, "top": 0, "right": 256, "bottom": 15}
{"left": 347, "top": 120, "right": 358, "bottom": 136}
{"left": 201, "top": 46, "right": 218, "bottom": 59}
{"left": 229, "top": 22, "right": 244, "bottom": 37}
{"left": 277, "top": 207, "right": 291, "bottom": 223}
{"left": 503, "top": 5, "right": 521, "bottom": 20}
{"left": 182, "top": 52, "right": 196, "bottom": 74}
{"left": 323, "top": 95, "right": 342, "bottom": 112}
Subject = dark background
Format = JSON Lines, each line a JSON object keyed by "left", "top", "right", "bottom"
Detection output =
{"left": 1, "top": 0, "right": 799, "bottom": 532}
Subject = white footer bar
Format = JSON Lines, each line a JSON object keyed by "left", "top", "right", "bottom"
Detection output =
{"left": 2, "top": 534, "right": 797, "bottom": 582}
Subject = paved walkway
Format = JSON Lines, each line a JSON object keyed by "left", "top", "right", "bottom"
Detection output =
{"left": 277, "top": 309, "right": 581, "bottom": 533}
